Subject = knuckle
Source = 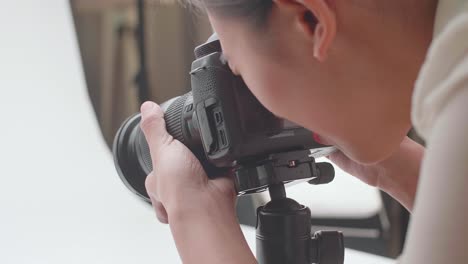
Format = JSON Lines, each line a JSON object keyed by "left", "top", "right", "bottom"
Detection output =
{"left": 140, "top": 114, "right": 162, "bottom": 133}
{"left": 150, "top": 134, "right": 173, "bottom": 159}
{"left": 145, "top": 172, "right": 157, "bottom": 194}
{"left": 188, "top": 157, "right": 204, "bottom": 175}
{"left": 184, "top": 151, "right": 206, "bottom": 179}
{"left": 152, "top": 104, "right": 164, "bottom": 117}
{"left": 161, "top": 133, "right": 174, "bottom": 148}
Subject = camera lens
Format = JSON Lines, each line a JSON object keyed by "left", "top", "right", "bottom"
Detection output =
{"left": 112, "top": 94, "right": 195, "bottom": 201}
{"left": 112, "top": 92, "right": 228, "bottom": 201}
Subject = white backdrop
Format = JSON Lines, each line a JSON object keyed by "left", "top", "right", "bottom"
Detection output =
{"left": 0, "top": 1, "right": 393, "bottom": 263}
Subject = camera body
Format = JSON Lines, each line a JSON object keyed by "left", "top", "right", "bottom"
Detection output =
{"left": 185, "top": 40, "right": 331, "bottom": 168}
{"left": 113, "top": 39, "right": 334, "bottom": 200}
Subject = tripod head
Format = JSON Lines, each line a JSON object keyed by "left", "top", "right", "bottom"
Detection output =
{"left": 233, "top": 149, "right": 336, "bottom": 195}
{"left": 236, "top": 149, "right": 345, "bottom": 264}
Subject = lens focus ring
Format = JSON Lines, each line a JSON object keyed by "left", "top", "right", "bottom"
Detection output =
{"left": 164, "top": 92, "right": 191, "bottom": 144}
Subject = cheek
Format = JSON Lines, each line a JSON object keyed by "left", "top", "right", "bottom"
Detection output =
{"left": 240, "top": 57, "right": 337, "bottom": 131}
{"left": 228, "top": 40, "right": 376, "bottom": 158}
{"left": 236, "top": 54, "right": 297, "bottom": 119}
{"left": 241, "top": 67, "right": 286, "bottom": 115}
{"left": 240, "top": 60, "right": 378, "bottom": 163}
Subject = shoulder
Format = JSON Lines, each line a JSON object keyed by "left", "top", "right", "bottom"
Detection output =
{"left": 412, "top": 1, "right": 468, "bottom": 140}
{"left": 401, "top": 86, "right": 468, "bottom": 264}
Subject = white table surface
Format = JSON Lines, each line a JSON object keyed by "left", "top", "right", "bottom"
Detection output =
{"left": 0, "top": 1, "right": 393, "bottom": 263}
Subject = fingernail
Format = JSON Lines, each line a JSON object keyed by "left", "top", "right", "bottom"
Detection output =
{"left": 141, "top": 101, "right": 155, "bottom": 116}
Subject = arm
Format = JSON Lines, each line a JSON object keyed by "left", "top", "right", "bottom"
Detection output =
{"left": 376, "top": 137, "right": 424, "bottom": 211}
{"left": 139, "top": 102, "right": 256, "bottom": 264}
{"left": 329, "top": 137, "right": 423, "bottom": 212}
{"left": 169, "top": 193, "right": 257, "bottom": 264}
{"left": 400, "top": 87, "right": 468, "bottom": 263}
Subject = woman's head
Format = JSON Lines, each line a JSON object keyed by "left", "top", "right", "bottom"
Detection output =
{"left": 187, "top": 0, "right": 437, "bottom": 164}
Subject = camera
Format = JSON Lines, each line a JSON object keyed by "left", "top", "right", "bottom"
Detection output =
{"left": 113, "top": 36, "right": 344, "bottom": 264}
{"left": 113, "top": 38, "right": 335, "bottom": 201}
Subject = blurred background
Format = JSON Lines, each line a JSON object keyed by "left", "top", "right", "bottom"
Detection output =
{"left": 70, "top": 0, "right": 414, "bottom": 259}
{"left": 71, "top": 0, "right": 211, "bottom": 147}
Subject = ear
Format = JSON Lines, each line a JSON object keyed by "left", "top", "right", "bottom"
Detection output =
{"left": 274, "top": 0, "right": 337, "bottom": 61}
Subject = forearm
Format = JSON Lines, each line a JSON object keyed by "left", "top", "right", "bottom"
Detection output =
{"left": 378, "top": 137, "right": 424, "bottom": 212}
{"left": 168, "top": 196, "right": 257, "bottom": 264}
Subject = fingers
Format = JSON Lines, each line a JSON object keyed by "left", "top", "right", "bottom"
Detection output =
{"left": 146, "top": 172, "right": 168, "bottom": 224}
{"left": 327, "top": 150, "right": 351, "bottom": 167}
{"left": 151, "top": 197, "right": 169, "bottom": 224}
{"left": 140, "top": 101, "right": 172, "bottom": 159}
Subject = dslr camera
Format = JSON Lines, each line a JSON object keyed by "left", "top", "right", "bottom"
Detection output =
{"left": 113, "top": 37, "right": 335, "bottom": 201}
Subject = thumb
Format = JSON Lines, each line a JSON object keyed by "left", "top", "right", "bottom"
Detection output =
{"left": 140, "top": 101, "right": 172, "bottom": 159}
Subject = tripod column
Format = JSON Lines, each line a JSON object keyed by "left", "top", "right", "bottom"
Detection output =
{"left": 256, "top": 183, "right": 312, "bottom": 264}
{"left": 256, "top": 183, "right": 345, "bottom": 264}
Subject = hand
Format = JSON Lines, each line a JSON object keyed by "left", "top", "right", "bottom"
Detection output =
{"left": 139, "top": 101, "right": 236, "bottom": 223}
{"left": 140, "top": 101, "right": 256, "bottom": 264}
{"left": 328, "top": 137, "right": 424, "bottom": 211}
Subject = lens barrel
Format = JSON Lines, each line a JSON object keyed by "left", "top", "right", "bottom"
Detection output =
{"left": 113, "top": 92, "right": 228, "bottom": 200}
{"left": 113, "top": 94, "right": 195, "bottom": 201}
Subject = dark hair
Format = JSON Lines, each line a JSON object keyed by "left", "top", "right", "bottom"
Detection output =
{"left": 185, "top": 0, "right": 274, "bottom": 27}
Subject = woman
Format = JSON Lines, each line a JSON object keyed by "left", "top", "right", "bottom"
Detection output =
{"left": 140, "top": 0, "right": 468, "bottom": 263}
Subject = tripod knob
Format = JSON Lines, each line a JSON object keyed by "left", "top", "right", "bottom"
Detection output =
{"left": 310, "top": 231, "right": 345, "bottom": 264}
{"left": 308, "top": 162, "right": 335, "bottom": 185}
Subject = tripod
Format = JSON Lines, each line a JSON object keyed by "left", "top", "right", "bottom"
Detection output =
{"left": 234, "top": 150, "right": 345, "bottom": 264}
